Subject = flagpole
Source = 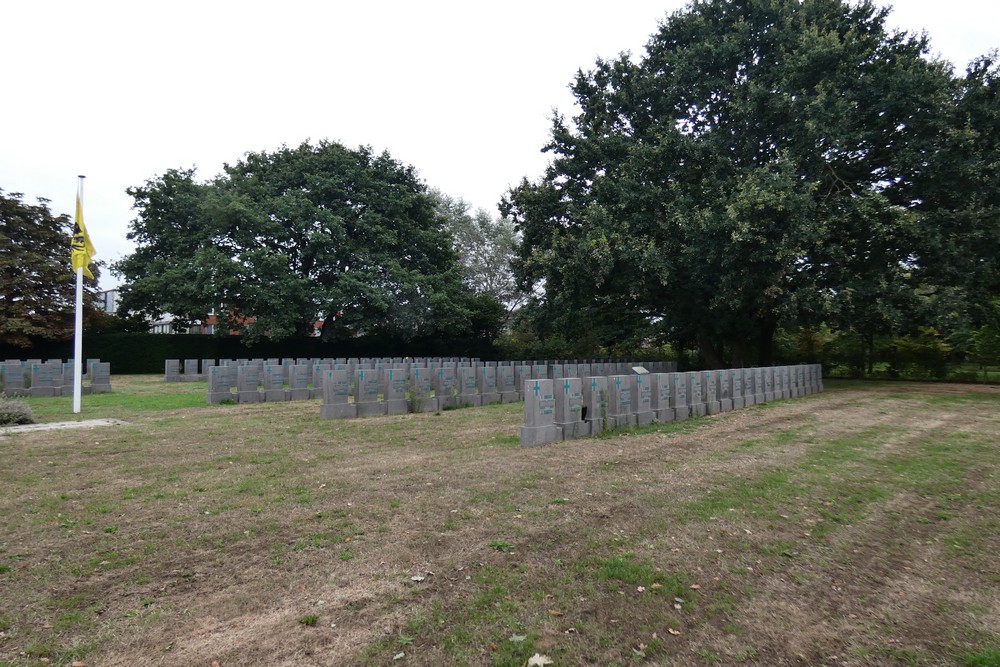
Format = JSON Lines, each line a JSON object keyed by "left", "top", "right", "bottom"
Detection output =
{"left": 73, "top": 175, "right": 85, "bottom": 414}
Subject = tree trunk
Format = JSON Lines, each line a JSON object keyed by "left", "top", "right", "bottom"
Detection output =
{"left": 758, "top": 320, "right": 776, "bottom": 367}
{"left": 697, "top": 334, "right": 725, "bottom": 369}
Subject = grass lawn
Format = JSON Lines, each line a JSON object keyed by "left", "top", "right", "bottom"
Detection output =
{"left": 1, "top": 377, "right": 998, "bottom": 666}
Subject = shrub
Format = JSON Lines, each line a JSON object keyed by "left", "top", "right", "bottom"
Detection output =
{"left": 0, "top": 397, "right": 36, "bottom": 426}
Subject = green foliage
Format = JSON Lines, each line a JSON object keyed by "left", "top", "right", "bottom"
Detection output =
{"left": 972, "top": 324, "right": 1000, "bottom": 369}
{"left": 892, "top": 328, "right": 954, "bottom": 379}
{"left": 114, "top": 142, "right": 494, "bottom": 345}
{"left": 504, "top": 1, "right": 999, "bottom": 367}
{"left": 0, "top": 396, "right": 36, "bottom": 425}
{"left": 432, "top": 190, "right": 524, "bottom": 317}
{"left": 0, "top": 189, "right": 101, "bottom": 346}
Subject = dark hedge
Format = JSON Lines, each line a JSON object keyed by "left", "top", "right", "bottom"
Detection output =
{"left": 0, "top": 333, "right": 498, "bottom": 374}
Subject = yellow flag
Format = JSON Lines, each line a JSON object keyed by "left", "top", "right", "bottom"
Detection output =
{"left": 71, "top": 189, "right": 95, "bottom": 279}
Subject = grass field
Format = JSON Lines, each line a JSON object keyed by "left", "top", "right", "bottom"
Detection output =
{"left": 1, "top": 377, "right": 999, "bottom": 666}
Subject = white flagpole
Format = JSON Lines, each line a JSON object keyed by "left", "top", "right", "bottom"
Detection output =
{"left": 73, "top": 175, "right": 85, "bottom": 414}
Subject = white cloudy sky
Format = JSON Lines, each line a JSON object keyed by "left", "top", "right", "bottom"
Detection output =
{"left": 2, "top": 0, "right": 997, "bottom": 290}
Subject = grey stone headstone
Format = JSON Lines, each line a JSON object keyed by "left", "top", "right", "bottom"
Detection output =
{"left": 408, "top": 366, "right": 437, "bottom": 413}
{"left": 206, "top": 366, "right": 235, "bottom": 404}
{"left": 435, "top": 367, "right": 458, "bottom": 410}
{"left": 89, "top": 362, "right": 112, "bottom": 393}
{"left": 30, "top": 363, "right": 57, "bottom": 397}
{"left": 262, "top": 365, "right": 288, "bottom": 402}
{"left": 521, "top": 378, "right": 560, "bottom": 446}
{"left": 183, "top": 358, "right": 200, "bottom": 381}
{"left": 701, "top": 371, "right": 721, "bottom": 415}
{"left": 582, "top": 376, "right": 608, "bottom": 434}
{"left": 763, "top": 367, "right": 775, "bottom": 402}
{"left": 650, "top": 373, "right": 674, "bottom": 423}
{"left": 236, "top": 365, "right": 262, "bottom": 403}
{"left": 457, "top": 367, "right": 482, "bottom": 407}
{"left": 634, "top": 373, "right": 654, "bottom": 425}
{"left": 2, "top": 363, "right": 27, "bottom": 396}
{"left": 554, "top": 377, "right": 587, "bottom": 439}
{"left": 287, "top": 365, "right": 312, "bottom": 401}
{"left": 607, "top": 375, "right": 637, "bottom": 428}
{"left": 477, "top": 366, "right": 500, "bottom": 405}
{"left": 688, "top": 372, "right": 706, "bottom": 417}
{"left": 383, "top": 367, "right": 409, "bottom": 415}
{"left": 752, "top": 368, "right": 765, "bottom": 404}
{"left": 354, "top": 368, "right": 384, "bottom": 417}
{"left": 320, "top": 369, "right": 356, "bottom": 419}
{"left": 498, "top": 366, "right": 519, "bottom": 403}
{"left": 718, "top": 370, "right": 733, "bottom": 412}
{"left": 730, "top": 369, "right": 745, "bottom": 410}
{"left": 669, "top": 372, "right": 689, "bottom": 420}
{"left": 165, "top": 359, "right": 181, "bottom": 381}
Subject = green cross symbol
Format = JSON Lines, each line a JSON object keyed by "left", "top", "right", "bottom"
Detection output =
{"left": 564, "top": 380, "right": 570, "bottom": 394}
{"left": 533, "top": 382, "right": 540, "bottom": 397}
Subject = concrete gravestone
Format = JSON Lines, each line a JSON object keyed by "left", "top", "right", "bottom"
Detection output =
{"left": 408, "top": 367, "right": 437, "bottom": 413}
{"left": 320, "top": 369, "right": 356, "bottom": 419}
{"left": 383, "top": 368, "right": 409, "bottom": 415}
{"left": 457, "top": 367, "right": 482, "bottom": 407}
{"left": 355, "top": 368, "right": 384, "bottom": 417}
{"left": 688, "top": 372, "right": 706, "bottom": 417}
{"left": 237, "top": 365, "right": 262, "bottom": 403}
{"left": 669, "top": 372, "right": 689, "bottom": 420}
{"left": 702, "top": 370, "right": 721, "bottom": 415}
{"left": 435, "top": 367, "right": 458, "bottom": 410}
{"left": 554, "top": 377, "right": 587, "bottom": 439}
{"left": 263, "top": 365, "right": 287, "bottom": 402}
{"left": 582, "top": 376, "right": 608, "bottom": 435}
{"left": 730, "top": 369, "right": 745, "bottom": 410}
{"left": 650, "top": 373, "right": 674, "bottom": 423}
{"left": 520, "top": 379, "right": 560, "bottom": 446}
{"left": 206, "top": 366, "right": 235, "bottom": 404}
{"left": 477, "top": 366, "right": 500, "bottom": 405}
{"left": 607, "top": 375, "right": 637, "bottom": 428}
{"left": 634, "top": 373, "right": 654, "bottom": 425}
{"left": 498, "top": 366, "right": 519, "bottom": 403}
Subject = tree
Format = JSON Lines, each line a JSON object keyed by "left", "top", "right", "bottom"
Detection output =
{"left": 431, "top": 190, "right": 524, "bottom": 319}
{"left": 0, "top": 189, "right": 100, "bottom": 347}
{"left": 115, "top": 141, "right": 488, "bottom": 344}
{"left": 503, "top": 0, "right": 973, "bottom": 367}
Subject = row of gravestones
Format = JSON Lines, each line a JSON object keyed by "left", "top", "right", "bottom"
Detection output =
{"left": 522, "top": 365, "right": 825, "bottom": 446}
{"left": 0, "top": 359, "right": 112, "bottom": 397}
{"left": 198, "top": 359, "right": 677, "bottom": 408}
{"left": 168, "top": 357, "right": 676, "bottom": 383}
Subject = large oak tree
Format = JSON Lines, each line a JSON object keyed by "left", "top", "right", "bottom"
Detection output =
{"left": 504, "top": 0, "right": 996, "bottom": 367}
{"left": 115, "top": 141, "right": 488, "bottom": 344}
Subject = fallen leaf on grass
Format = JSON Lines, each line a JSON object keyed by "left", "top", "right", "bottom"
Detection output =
{"left": 410, "top": 576, "right": 425, "bottom": 582}
{"left": 637, "top": 586, "right": 646, "bottom": 593}
{"left": 527, "top": 654, "right": 554, "bottom": 666}
{"left": 393, "top": 652, "right": 405, "bottom": 660}
{"left": 650, "top": 583, "right": 662, "bottom": 590}
{"left": 668, "top": 628, "right": 681, "bottom": 636}
{"left": 547, "top": 609, "right": 564, "bottom": 616}
{"left": 510, "top": 635, "right": 527, "bottom": 642}
{"left": 690, "top": 584, "right": 701, "bottom": 590}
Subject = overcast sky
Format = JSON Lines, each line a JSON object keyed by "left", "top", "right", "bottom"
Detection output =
{"left": 2, "top": 0, "right": 996, "bottom": 290}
